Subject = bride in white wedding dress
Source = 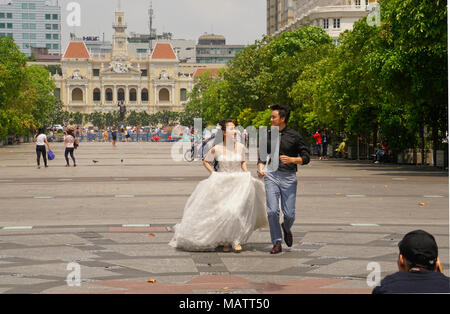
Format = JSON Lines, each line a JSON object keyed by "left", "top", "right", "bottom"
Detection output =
{"left": 169, "top": 119, "right": 268, "bottom": 253}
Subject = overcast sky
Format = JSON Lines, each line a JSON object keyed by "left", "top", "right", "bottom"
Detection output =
{"left": 58, "top": 0, "right": 266, "bottom": 48}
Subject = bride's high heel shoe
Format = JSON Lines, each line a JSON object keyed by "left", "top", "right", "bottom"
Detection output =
{"left": 233, "top": 243, "right": 242, "bottom": 253}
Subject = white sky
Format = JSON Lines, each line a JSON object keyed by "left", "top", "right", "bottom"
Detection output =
{"left": 58, "top": 0, "right": 266, "bottom": 48}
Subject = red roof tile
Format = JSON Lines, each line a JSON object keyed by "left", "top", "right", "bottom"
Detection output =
{"left": 193, "top": 68, "right": 219, "bottom": 78}
{"left": 63, "top": 42, "right": 90, "bottom": 59}
{"left": 151, "top": 43, "right": 177, "bottom": 60}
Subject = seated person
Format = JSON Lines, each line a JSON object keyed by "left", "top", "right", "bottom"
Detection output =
{"left": 372, "top": 230, "right": 450, "bottom": 294}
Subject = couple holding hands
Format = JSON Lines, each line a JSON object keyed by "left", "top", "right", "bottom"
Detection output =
{"left": 169, "top": 105, "right": 310, "bottom": 254}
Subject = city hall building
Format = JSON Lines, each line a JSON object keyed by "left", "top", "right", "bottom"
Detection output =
{"left": 54, "top": 5, "right": 221, "bottom": 114}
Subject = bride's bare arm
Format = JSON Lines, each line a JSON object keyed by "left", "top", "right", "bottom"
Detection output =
{"left": 203, "top": 147, "right": 215, "bottom": 174}
{"left": 241, "top": 161, "right": 248, "bottom": 172}
{"left": 203, "top": 160, "right": 214, "bottom": 174}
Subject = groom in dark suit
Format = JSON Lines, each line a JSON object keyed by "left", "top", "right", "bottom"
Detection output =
{"left": 257, "top": 105, "right": 310, "bottom": 254}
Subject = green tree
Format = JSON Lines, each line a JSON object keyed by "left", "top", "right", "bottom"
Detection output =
{"left": 375, "top": 0, "right": 448, "bottom": 163}
{"left": 88, "top": 111, "right": 105, "bottom": 128}
{"left": 0, "top": 37, "right": 57, "bottom": 137}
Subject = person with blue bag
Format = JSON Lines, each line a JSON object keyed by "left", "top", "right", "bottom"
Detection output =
{"left": 33, "top": 128, "right": 52, "bottom": 169}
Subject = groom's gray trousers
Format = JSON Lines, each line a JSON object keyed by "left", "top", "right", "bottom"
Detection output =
{"left": 264, "top": 170, "right": 297, "bottom": 245}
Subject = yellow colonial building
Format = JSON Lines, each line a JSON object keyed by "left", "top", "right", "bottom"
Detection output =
{"left": 54, "top": 5, "right": 217, "bottom": 114}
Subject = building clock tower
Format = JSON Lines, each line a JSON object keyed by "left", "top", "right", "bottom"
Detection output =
{"left": 112, "top": 0, "right": 128, "bottom": 56}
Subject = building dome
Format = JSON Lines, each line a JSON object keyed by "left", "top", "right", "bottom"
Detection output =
{"left": 198, "top": 34, "right": 226, "bottom": 45}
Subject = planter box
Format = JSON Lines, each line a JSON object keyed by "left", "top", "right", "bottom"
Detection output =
{"left": 397, "top": 149, "right": 433, "bottom": 165}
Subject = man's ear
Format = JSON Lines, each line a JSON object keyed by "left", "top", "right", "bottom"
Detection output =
{"left": 435, "top": 257, "right": 444, "bottom": 273}
{"left": 398, "top": 254, "right": 409, "bottom": 272}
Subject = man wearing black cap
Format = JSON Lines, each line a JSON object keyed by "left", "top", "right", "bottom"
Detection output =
{"left": 373, "top": 230, "right": 450, "bottom": 294}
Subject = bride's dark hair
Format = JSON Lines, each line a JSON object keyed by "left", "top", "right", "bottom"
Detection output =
{"left": 219, "top": 119, "right": 235, "bottom": 131}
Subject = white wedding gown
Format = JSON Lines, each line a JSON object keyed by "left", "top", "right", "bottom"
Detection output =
{"left": 169, "top": 142, "right": 268, "bottom": 251}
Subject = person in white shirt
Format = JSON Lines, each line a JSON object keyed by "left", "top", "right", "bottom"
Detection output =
{"left": 33, "top": 128, "right": 51, "bottom": 169}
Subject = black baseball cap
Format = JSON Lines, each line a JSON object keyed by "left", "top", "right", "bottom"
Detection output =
{"left": 398, "top": 230, "right": 438, "bottom": 269}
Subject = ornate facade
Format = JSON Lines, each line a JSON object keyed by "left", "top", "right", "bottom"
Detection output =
{"left": 54, "top": 5, "right": 218, "bottom": 114}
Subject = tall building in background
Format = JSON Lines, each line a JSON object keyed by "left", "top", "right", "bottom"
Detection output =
{"left": 267, "top": 0, "right": 295, "bottom": 35}
{"left": 196, "top": 34, "right": 244, "bottom": 64}
{"left": 0, "top": 0, "right": 61, "bottom": 56}
{"left": 268, "top": 0, "right": 378, "bottom": 43}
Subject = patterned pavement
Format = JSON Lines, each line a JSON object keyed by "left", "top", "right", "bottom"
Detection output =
{"left": 0, "top": 142, "right": 448, "bottom": 294}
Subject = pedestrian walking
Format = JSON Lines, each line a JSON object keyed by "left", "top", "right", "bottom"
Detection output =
{"left": 257, "top": 105, "right": 310, "bottom": 254}
{"left": 64, "top": 129, "right": 77, "bottom": 167}
{"left": 322, "top": 130, "right": 330, "bottom": 160}
{"left": 313, "top": 130, "right": 322, "bottom": 160}
{"left": 33, "top": 128, "right": 51, "bottom": 169}
{"left": 111, "top": 127, "right": 117, "bottom": 147}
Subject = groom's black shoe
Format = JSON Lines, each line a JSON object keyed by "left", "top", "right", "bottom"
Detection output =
{"left": 270, "top": 241, "right": 282, "bottom": 254}
{"left": 281, "top": 223, "right": 293, "bottom": 247}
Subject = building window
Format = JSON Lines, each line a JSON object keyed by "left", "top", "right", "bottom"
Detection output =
{"left": 53, "top": 44, "right": 58, "bottom": 49}
{"left": 140, "top": 69, "right": 147, "bottom": 77}
{"left": 0, "top": 13, "right": 4, "bottom": 18}
{"left": 52, "top": 14, "right": 58, "bottom": 20}
{"left": 93, "top": 69, "right": 100, "bottom": 77}
{"left": 355, "top": 0, "right": 361, "bottom": 5}
{"left": 366, "top": 0, "right": 369, "bottom": 5}
{"left": 159, "top": 88, "right": 170, "bottom": 102}
{"left": 23, "top": 33, "right": 28, "bottom": 39}
{"left": 136, "top": 48, "right": 147, "bottom": 54}
{"left": 141, "top": 89, "right": 148, "bottom": 102}
{"left": 46, "top": 34, "right": 51, "bottom": 39}
{"left": 30, "top": 33, "right": 36, "bottom": 39}
{"left": 29, "top": 24, "right": 36, "bottom": 29}
{"left": 29, "top": 3, "right": 35, "bottom": 9}
{"left": 72, "top": 88, "right": 83, "bottom": 102}
{"left": 0, "top": 23, "right": 5, "bottom": 29}
{"left": 7, "top": 13, "right": 12, "bottom": 19}
{"left": 22, "top": 3, "right": 28, "bottom": 9}
{"left": 117, "top": 88, "right": 125, "bottom": 102}
{"left": 7, "top": 23, "right": 12, "bottom": 29}
{"left": 45, "top": 14, "right": 51, "bottom": 20}
{"left": 93, "top": 89, "right": 101, "bottom": 102}
{"left": 23, "top": 43, "right": 29, "bottom": 49}
{"left": 46, "top": 43, "right": 51, "bottom": 49}
{"left": 53, "top": 34, "right": 59, "bottom": 40}
{"left": 105, "top": 88, "right": 113, "bottom": 102}
{"left": 333, "top": 18, "right": 341, "bottom": 29}
{"left": 180, "top": 88, "right": 187, "bottom": 102}
{"left": 52, "top": 24, "right": 58, "bottom": 30}
{"left": 129, "top": 89, "right": 137, "bottom": 102}
{"left": 45, "top": 24, "right": 51, "bottom": 30}
{"left": 322, "top": 19, "right": 329, "bottom": 29}
{"left": 28, "top": 13, "right": 35, "bottom": 19}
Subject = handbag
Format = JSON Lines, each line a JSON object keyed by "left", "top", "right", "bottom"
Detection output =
{"left": 74, "top": 138, "right": 79, "bottom": 149}
{"left": 47, "top": 150, "right": 55, "bottom": 160}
